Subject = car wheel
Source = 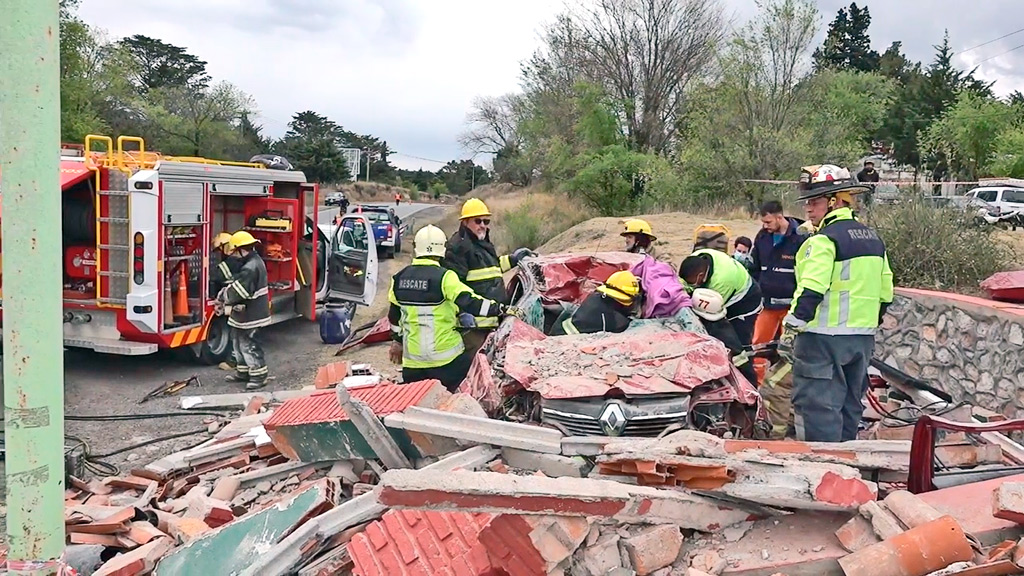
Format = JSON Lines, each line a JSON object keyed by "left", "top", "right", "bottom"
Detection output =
{"left": 193, "top": 316, "right": 232, "bottom": 365}
{"left": 385, "top": 246, "right": 396, "bottom": 259}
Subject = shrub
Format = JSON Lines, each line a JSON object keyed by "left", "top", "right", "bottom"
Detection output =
{"left": 429, "top": 181, "right": 448, "bottom": 200}
{"left": 493, "top": 192, "right": 592, "bottom": 252}
{"left": 868, "top": 197, "right": 1011, "bottom": 292}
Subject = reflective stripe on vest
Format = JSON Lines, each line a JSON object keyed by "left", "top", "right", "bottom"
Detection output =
{"left": 806, "top": 257, "right": 882, "bottom": 336}
{"left": 402, "top": 305, "right": 465, "bottom": 365}
{"left": 561, "top": 317, "right": 580, "bottom": 335}
{"left": 466, "top": 266, "right": 502, "bottom": 282}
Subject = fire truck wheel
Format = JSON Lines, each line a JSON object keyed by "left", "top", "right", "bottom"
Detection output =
{"left": 193, "top": 316, "right": 232, "bottom": 365}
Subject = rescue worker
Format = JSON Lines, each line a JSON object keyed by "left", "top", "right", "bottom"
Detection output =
{"left": 218, "top": 231, "right": 272, "bottom": 390}
{"left": 679, "top": 247, "right": 763, "bottom": 347}
{"left": 749, "top": 200, "right": 809, "bottom": 382}
{"left": 621, "top": 219, "right": 657, "bottom": 256}
{"left": 689, "top": 288, "right": 760, "bottom": 388}
{"left": 782, "top": 164, "right": 894, "bottom": 443}
{"left": 388, "top": 225, "right": 514, "bottom": 392}
{"left": 443, "top": 198, "right": 534, "bottom": 353}
{"left": 210, "top": 232, "right": 239, "bottom": 298}
{"left": 550, "top": 270, "right": 641, "bottom": 336}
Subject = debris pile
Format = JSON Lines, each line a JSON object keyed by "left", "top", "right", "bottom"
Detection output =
{"left": 49, "top": 360, "right": 1024, "bottom": 575}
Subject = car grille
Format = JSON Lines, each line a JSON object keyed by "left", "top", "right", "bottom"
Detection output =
{"left": 541, "top": 407, "right": 688, "bottom": 438}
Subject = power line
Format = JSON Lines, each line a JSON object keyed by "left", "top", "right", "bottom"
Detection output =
{"left": 391, "top": 152, "right": 453, "bottom": 165}
{"left": 975, "top": 40, "right": 1024, "bottom": 65}
{"left": 955, "top": 27, "right": 1024, "bottom": 56}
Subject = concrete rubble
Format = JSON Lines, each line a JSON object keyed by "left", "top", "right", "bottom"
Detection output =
{"left": 42, "top": 358, "right": 1024, "bottom": 576}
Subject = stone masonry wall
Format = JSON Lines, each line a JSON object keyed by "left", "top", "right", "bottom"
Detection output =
{"left": 877, "top": 288, "right": 1024, "bottom": 419}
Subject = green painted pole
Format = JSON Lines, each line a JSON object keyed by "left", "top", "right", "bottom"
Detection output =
{"left": 0, "top": 1, "right": 67, "bottom": 574}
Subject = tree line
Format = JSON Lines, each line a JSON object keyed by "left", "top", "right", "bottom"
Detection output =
{"left": 58, "top": 0, "right": 489, "bottom": 194}
{"left": 462, "top": 0, "right": 1024, "bottom": 215}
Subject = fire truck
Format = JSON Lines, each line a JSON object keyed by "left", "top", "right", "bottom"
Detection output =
{"left": 0, "top": 135, "right": 379, "bottom": 363}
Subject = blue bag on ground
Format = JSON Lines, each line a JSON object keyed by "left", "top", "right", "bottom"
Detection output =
{"left": 319, "top": 303, "right": 354, "bottom": 344}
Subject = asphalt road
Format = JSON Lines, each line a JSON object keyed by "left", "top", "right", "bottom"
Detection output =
{"left": 57, "top": 201, "right": 443, "bottom": 478}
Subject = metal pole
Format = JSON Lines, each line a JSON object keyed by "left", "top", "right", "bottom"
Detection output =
{"left": 365, "top": 150, "right": 370, "bottom": 182}
{"left": 0, "top": 1, "right": 66, "bottom": 574}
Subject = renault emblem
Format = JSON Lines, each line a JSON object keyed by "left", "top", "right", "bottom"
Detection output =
{"left": 599, "top": 402, "right": 627, "bottom": 436}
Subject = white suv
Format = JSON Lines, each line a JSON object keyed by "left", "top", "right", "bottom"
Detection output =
{"left": 965, "top": 186, "right": 1024, "bottom": 216}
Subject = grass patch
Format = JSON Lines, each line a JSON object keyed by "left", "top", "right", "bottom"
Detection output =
{"left": 491, "top": 192, "right": 593, "bottom": 253}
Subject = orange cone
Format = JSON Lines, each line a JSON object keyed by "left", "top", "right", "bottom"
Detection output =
{"left": 163, "top": 272, "right": 173, "bottom": 324}
{"left": 174, "top": 266, "right": 189, "bottom": 317}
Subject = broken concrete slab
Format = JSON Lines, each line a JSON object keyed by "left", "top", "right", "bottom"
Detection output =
{"left": 155, "top": 481, "right": 333, "bottom": 575}
{"left": 577, "top": 533, "right": 624, "bottom": 575}
{"left": 335, "top": 385, "right": 412, "bottom": 470}
{"left": 377, "top": 469, "right": 755, "bottom": 531}
{"left": 882, "top": 490, "right": 943, "bottom": 529}
{"left": 502, "top": 447, "right": 588, "bottom": 478}
{"left": 859, "top": 501, "right": 904, "bottom": 540}
{"left": 480, "top": 514, "right": 592, "bottom": 576}
{"left": 179, "top": 389, "right": 320, "bottom": 410}
{"left": 596, "top": 452, "right": 877, "bottom": 512}
{"left": 240, "top": 446, "right": 500, "bottom": 576}
{"left": 230, "top": 461, "right": 328, "bottom": 488}
{"left": 383, "top": 406, "right": 564, "bottom": 454}
{"left": 94, "top": 537, "right": 173, "bottom": 576}
{"left": 622, "top": 525, "right": 682, "bottom": 575}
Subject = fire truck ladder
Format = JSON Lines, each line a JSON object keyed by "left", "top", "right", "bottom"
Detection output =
{"left": 96, "top": 169, "right": 131, "bottom": 306}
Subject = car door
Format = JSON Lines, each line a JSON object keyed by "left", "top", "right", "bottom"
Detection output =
{"left": 999, "top": 188, "right": 1024, "bottom": 213}
{"left": 327, "top": 214, "right": 378, "bottom": 306}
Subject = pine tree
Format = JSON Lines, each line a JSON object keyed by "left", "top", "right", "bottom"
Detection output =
{"left": 813, "top": 3, "right": 880, "bottom": 72}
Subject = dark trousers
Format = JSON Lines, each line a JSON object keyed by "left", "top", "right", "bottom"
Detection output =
{"left": 403, "top": 347, "right": 475, "bottom": 393}
{"left": 726, "top": 282, "right": 763, "bottom": 347}
{"left": 791, "top": 332, "right": 874, "bottom": 442}
{"left": 232, "top": 328, "right": 267, "bottom": 383}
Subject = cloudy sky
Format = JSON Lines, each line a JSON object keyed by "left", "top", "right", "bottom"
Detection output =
{"left": 78, "top": 0, "right": 1024, "bottom": 170}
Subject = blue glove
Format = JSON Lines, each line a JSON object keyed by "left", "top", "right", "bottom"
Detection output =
{"left": 457, "top": 313, "right": 477, "bottom": 328}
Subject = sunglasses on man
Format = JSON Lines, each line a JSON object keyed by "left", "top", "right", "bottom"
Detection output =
{"left": 473, "top": 218, "right": 491, "bottom": 225}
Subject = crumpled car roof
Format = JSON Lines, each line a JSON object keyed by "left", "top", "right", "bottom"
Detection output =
{"left": 516, "top": 252, "right": 645, "bottom": 305}
{"left": 501, "top": 320, "right": 758, "bottom": 401}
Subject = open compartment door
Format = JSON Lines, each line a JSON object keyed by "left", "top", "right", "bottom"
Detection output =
{"left": 296, "top": 183, "right": 320, "bottom": 320}
{"left": 327, "top": 214, "right": 377, "bottom": 306}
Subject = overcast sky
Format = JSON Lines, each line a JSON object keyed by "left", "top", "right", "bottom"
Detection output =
{"left": 78, "top": 0, "right": 1024, "bottom": 170}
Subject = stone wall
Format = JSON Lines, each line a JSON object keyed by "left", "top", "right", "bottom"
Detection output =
{"left": 877, "top": 288, "right": 1024, "bottom": 418}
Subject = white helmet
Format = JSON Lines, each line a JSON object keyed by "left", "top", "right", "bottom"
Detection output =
{"left": 414, "top": 225, "right": 447, "bottom": 258}
{"left": 690, "top": 288, "right": 726, "bottom": 321}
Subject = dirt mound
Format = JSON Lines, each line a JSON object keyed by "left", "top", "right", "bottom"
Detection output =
{"left": 540, "top": 212, "right": 762, "bottom": 265}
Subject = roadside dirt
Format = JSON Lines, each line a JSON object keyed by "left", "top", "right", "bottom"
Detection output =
{"left": 540, "top": 212, "right": 762, "bottom": 263}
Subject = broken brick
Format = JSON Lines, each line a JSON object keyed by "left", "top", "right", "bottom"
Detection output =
{"left": 314, "top": 361, "right": 350, "bottom": 389}
{"left": 478, "top": 514, "right": 591, "bottom": 576}
{"left": 106, "top": 476, "right": 154, "bottom": 492}
{"left": 166, "top": 517, "right": 211, "bottom": 543}
{"left": 348, "top": 509, "right": 495, "bottom": 576}
{"left": 835, "top": 514, "right": 880, "bottom": 552}
{"left": 126, "top": 521, "right": 166, "bottom": 545}
{"left": 993, "top": 482, "right": 1024, "bottom": 525}
{"left": 622, "top": 525, "right": 682, "bottom": 575}
{"left": 93, "top": 537, "right": 173, "bottom": 576}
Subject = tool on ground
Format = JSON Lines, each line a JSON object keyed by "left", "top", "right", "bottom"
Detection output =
{"left": 140, "top": 375, "right": 200, "bottom": 404}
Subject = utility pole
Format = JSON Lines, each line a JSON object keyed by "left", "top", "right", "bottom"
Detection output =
{"left": 0, "top": 2, "right": 66, "bottom": 574}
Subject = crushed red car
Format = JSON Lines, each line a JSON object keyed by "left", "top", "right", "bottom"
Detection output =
{"left": 461, "top": 252, "right": 771, "bottom": 440}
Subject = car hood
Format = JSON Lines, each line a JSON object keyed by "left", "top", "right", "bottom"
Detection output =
{"left": 501, "top": 322, "right": 757, "bottom": 401}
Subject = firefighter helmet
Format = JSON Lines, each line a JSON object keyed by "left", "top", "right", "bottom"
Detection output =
{"left": 621, "top": 218, "right": 656, "bottom": 241}
{"left": 690, "top": 288, "right": 726, "bottom": 322}
{"left": 229, "top": 231, "right": 260, "bottom": 251}
{"left": 597, "top": 270, "right": 641, "bottom": 305}
{"left": 212, "top": 232, "right": 233, "bottom": 251}
{"left": 414, "top": 225, "right": 448, "bottom": 258}
{"left": 460, "top": 198, "right": 491, "bottom": 220}
{"left": 797, "top": 164, "right": 869, "bottom": 201}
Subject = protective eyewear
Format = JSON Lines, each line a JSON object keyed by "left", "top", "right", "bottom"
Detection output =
{"left": 474, "top": 218, "right": 491, "bottom": 226}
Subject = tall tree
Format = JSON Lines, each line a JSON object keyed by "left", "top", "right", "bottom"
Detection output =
{"left": 120, "top": 35, "right": 210, "bottom": 92}
{"left": 274, "top": 111, "right": 351, "bottom": 184}
{"left": 813, "top": 3, "right": 879, "bottom": 72}
{"left": 143, "top": 81, "right": 254, "bottom": 158}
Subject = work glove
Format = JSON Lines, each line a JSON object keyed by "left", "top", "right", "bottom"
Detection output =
{"left": 458, "top": 313, "right": 477, "bottom": 329}
{"left": 779, "top": 314, "right": 806, "bottom": 356}
{"left": 389, "top": 341, "right": 403, "bottom": 365}
{"left": 509, "top": 248, "right": 537, "bottom": 267}
{"left": 214, "top": 300, "right": 226, "bottom": 316}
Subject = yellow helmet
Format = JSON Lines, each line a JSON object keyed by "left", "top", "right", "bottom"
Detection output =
{"left": 212, "top": 232, "right": 233, "bottom": 251}
{"left": 597, "top": 270, "right": 641, "bottom": 305}
{"left": 621, "top": 218, "right": 656, "bottom": 240}
{"left": 228, "top": 230, "right": 259, "bottom": 251}
{"left": 461, "top": 198, "right": 491, "bottom": 220}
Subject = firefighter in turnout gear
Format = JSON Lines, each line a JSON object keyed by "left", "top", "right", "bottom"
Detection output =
{"left": 210, "top": 231, "right": 240, "bottom": 298}
{"left": 389, "top": 225, "right": 515, "bottom": 392}
{"left": 219, "top": 231, "right": 272, "bottom": 390}
{"left": 442, "top": 198, "right": 534, "bottom": 353}
{"left": 550, "top": 270, "right": 641, "bottom": 336}
{"left": 783, "top": 164, "right": 894, "bottom": 443}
